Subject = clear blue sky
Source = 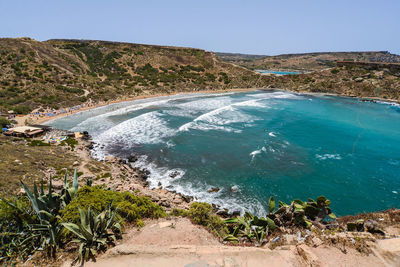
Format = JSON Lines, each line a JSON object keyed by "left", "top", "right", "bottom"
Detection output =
{"left": 1, "top": 0, "right": 399, "bottom": 55}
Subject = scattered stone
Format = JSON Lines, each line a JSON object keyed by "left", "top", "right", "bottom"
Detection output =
{"left": 312, "top": 237, "right": 323, "bottom": 247}
{"left": 207, "top": 187, "right": 220, "bottom": 193}
{"left": 127, "top": 155, "right": 138, "bottom": 163}
{"left": 181, "top": 194, "right": 193, "bottom": 203}
{"left": 104, "top": 155, "right": 117, "bottom": 163}
{"left": 354, "top": 77, "right": 364, "bottom": 82}
{"left": 169, "top": 171, "right": 180, "bottom": 179}
{"left": 73, "top": 161, "right": 79, "bottom": 166}
{"left": 52, "top": 180, "right": 64, "bottom": 190}
{"left": 158, "top": 221, "right": 173, "bottom": 228}
{"left": 230, "top": 185, "right": 239, "bottom": 193}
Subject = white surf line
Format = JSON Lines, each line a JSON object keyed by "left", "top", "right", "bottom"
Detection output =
{"left": 178, "top": 97, "right": 270, "bottom": 132}
{"left": 70, "top": 93, "right": 227, "bottom": 133}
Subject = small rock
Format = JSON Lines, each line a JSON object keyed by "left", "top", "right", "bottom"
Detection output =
{"left": 104, "top": 155, "right": 117, "bottom": 163}
{"left": 230, "top": 185, "right": 239, "bottom": 193}
{"left": 169, "top": 171, "right": 180, "bottom": 179}
{"left": 181, "top": 195, "right": 193, "bottom": 203}
{"left": 127, "top": 155, "right": 138, "bottom": 163}
{"left": 354, "top": 77, "right": 364, "bottom": 82}
{"left": 52, "top": 180, "right": 64, "bottom": 190}
{"left": 73, "top": 161, "right": 79, "bottom": 166}
{"left": 159, "top": 221, "right": 173, "bottom": 228}
{"left": 312, "top": 237, "right": 323, "bottom": 247}
{"left": 364, "top": 219, "right": 379, "bottom": 233}
{"left": 207, "top": 187, "right": 220, "bottom": 193}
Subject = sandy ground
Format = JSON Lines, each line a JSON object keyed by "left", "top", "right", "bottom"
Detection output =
{"left": 58, "top": 217, "right": 399, "bottom": 267}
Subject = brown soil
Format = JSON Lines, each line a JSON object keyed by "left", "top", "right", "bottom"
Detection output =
{"left": 59, "top": 217, "right": 400, "bottom": 267}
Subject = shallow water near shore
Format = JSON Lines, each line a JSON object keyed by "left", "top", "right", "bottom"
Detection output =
{"left": 48, "top": 90, "right": 400, "bottom": 216}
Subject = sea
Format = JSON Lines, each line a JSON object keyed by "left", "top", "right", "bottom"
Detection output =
{"left": 47, "top": 90, "right": 400, "bottom": 216}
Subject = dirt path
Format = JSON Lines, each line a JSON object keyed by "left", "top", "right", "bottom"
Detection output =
{"left": 59, "top": 217, "right": 400, "bottom": 267}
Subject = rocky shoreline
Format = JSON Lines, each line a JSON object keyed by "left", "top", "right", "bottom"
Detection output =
{"left": 77, "top": 137, "right": 247, "bottom": 217}
{"left": 77, "top": 138, "right": 195, "bottom": 211}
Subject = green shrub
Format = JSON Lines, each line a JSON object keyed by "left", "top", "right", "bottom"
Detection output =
{"left": 188, "top": 202, "right": 228, "bottom": 238}
{"left": 61, "top": 186, "right": 165, "bottom": 224}
{"left": 0, "top": 116, "right": 10, "bottom": 127}
{"left": 60, "top": 137, "right": 78, "bottom": 150}
{"left": 28, "top": 140, "right": 50, "bottom": 146}
{"left": 13, "top": 105, "right": 31, "bottom": 114}
{"left": 331, "top": 68, "right": 340, "bottom": 74}
{"left": 170, "top": 208, "right": 189, "bottom": 217}
{"left": 188, "top": 202, "right": 212, "bottom": 225}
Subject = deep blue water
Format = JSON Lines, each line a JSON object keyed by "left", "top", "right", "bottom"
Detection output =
{"left": 48, "top": 90, "right": 400, "bottom": 216}
{"left": 256, "top": 70, "right": 299, "bottom": 75}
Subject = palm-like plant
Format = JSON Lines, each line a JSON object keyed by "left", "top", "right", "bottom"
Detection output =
{"left": 62, "top": 203, "right": 122, "bottom": 266}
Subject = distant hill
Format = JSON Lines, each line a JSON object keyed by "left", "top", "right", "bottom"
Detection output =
{"left": 217, "top": 51, "right": 400, "bottom": 71}
{"left": 0, "top": 38, "right": 399, "bottom": 114}
{"left": 0, "top": 38, "right": 261, "bottom": 113}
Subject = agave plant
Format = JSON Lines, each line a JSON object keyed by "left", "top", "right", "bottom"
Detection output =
{"left": 20, "top": 169, "right": 79, "bottom": 258}
{"left": 224, "top": 195, "right": 337, "bottom": 245}
{"left": 265, "top": 195, "right": 336, "bottom": 229}
{"left": 224, "top": 211, "right": 276, "bottom": 245}
{"left": 62, "top": 203, "right": 122, "bottom": 266}
{"left": 60, "top": 169, "right": 79, "bottom": 208}
{"left": 0, "top": 197, "right": 40, "bottom": 264}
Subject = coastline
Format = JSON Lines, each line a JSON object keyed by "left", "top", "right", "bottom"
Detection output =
{"left": 24, "top": 87, "right": 399, "bottom": 127}
{"left": 26, "top": 88, "right": 259, "bottom": 126}
{"left": 46, "top": 88, "right": 400, "bottom": 217}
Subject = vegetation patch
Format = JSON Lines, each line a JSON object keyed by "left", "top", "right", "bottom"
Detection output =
{"left": 61, "top": 185, "right": 166, "bottom": 224}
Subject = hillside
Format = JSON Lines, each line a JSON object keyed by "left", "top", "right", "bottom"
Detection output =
{"left": 266, "top": 65, "right": 400, "bottom": 100}
{"left": 217, "top": 51, "right": 400, "bottom": 71}
{"left": 1, "top": 38, "right": 399, "bottom": 115}
{"left": 0, "top": 38, "right": 261, "bottom": 113}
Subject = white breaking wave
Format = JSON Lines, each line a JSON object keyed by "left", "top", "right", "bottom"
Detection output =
{"left": 250, "top": 146, "right": 267, "bottom": 160}
{"left": 247, "top": 91, "right": 301, "bottom": 100}
{"left": 131, "top": 155, "right": 266, "bottom": 216}
{"left": 376, "top": 100, "right": 400, "bottom": 108}
{"left": 70, "top": 93, "right": 228, "bottom": 134}
{"left": 178, "top": 98, "right": 267, "bottom": 133}
{"left": 92, "top": 112, "right": 175, "bottom": 159}
{"left": 269, "top": 132, "right": 276, "bottom": 137}
{"left": 316, "top": 154, "right": 342, "bottom": 160}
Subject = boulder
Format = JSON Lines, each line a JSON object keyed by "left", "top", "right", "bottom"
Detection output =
{"left": 104, "top": 155, "right": 117, "bottom": 163}
{"left": 230, "top": 185, "right": 239, "bottom": 193}
{"left": 207, "top": 187, "right": 220, "bottom": 193}
{"left": 169, "top": 171, "right": 180, "bottom": 179}
{"left": 127, "top": 155, "right": 138, "bottom": 163}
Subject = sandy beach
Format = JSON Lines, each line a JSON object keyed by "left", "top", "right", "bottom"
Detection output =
{"left": 20, "top": 88, "right": 258, "bottom": 126}
{"left": 17, "top": 87, "right": 399, "bottom": 127}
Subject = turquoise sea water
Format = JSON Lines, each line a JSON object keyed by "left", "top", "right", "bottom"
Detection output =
{"left": 48, "top": 90, "right": 400, "bottom": 216}
{"left": 256, "top": 70, "right": 299, "bottom": 75}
